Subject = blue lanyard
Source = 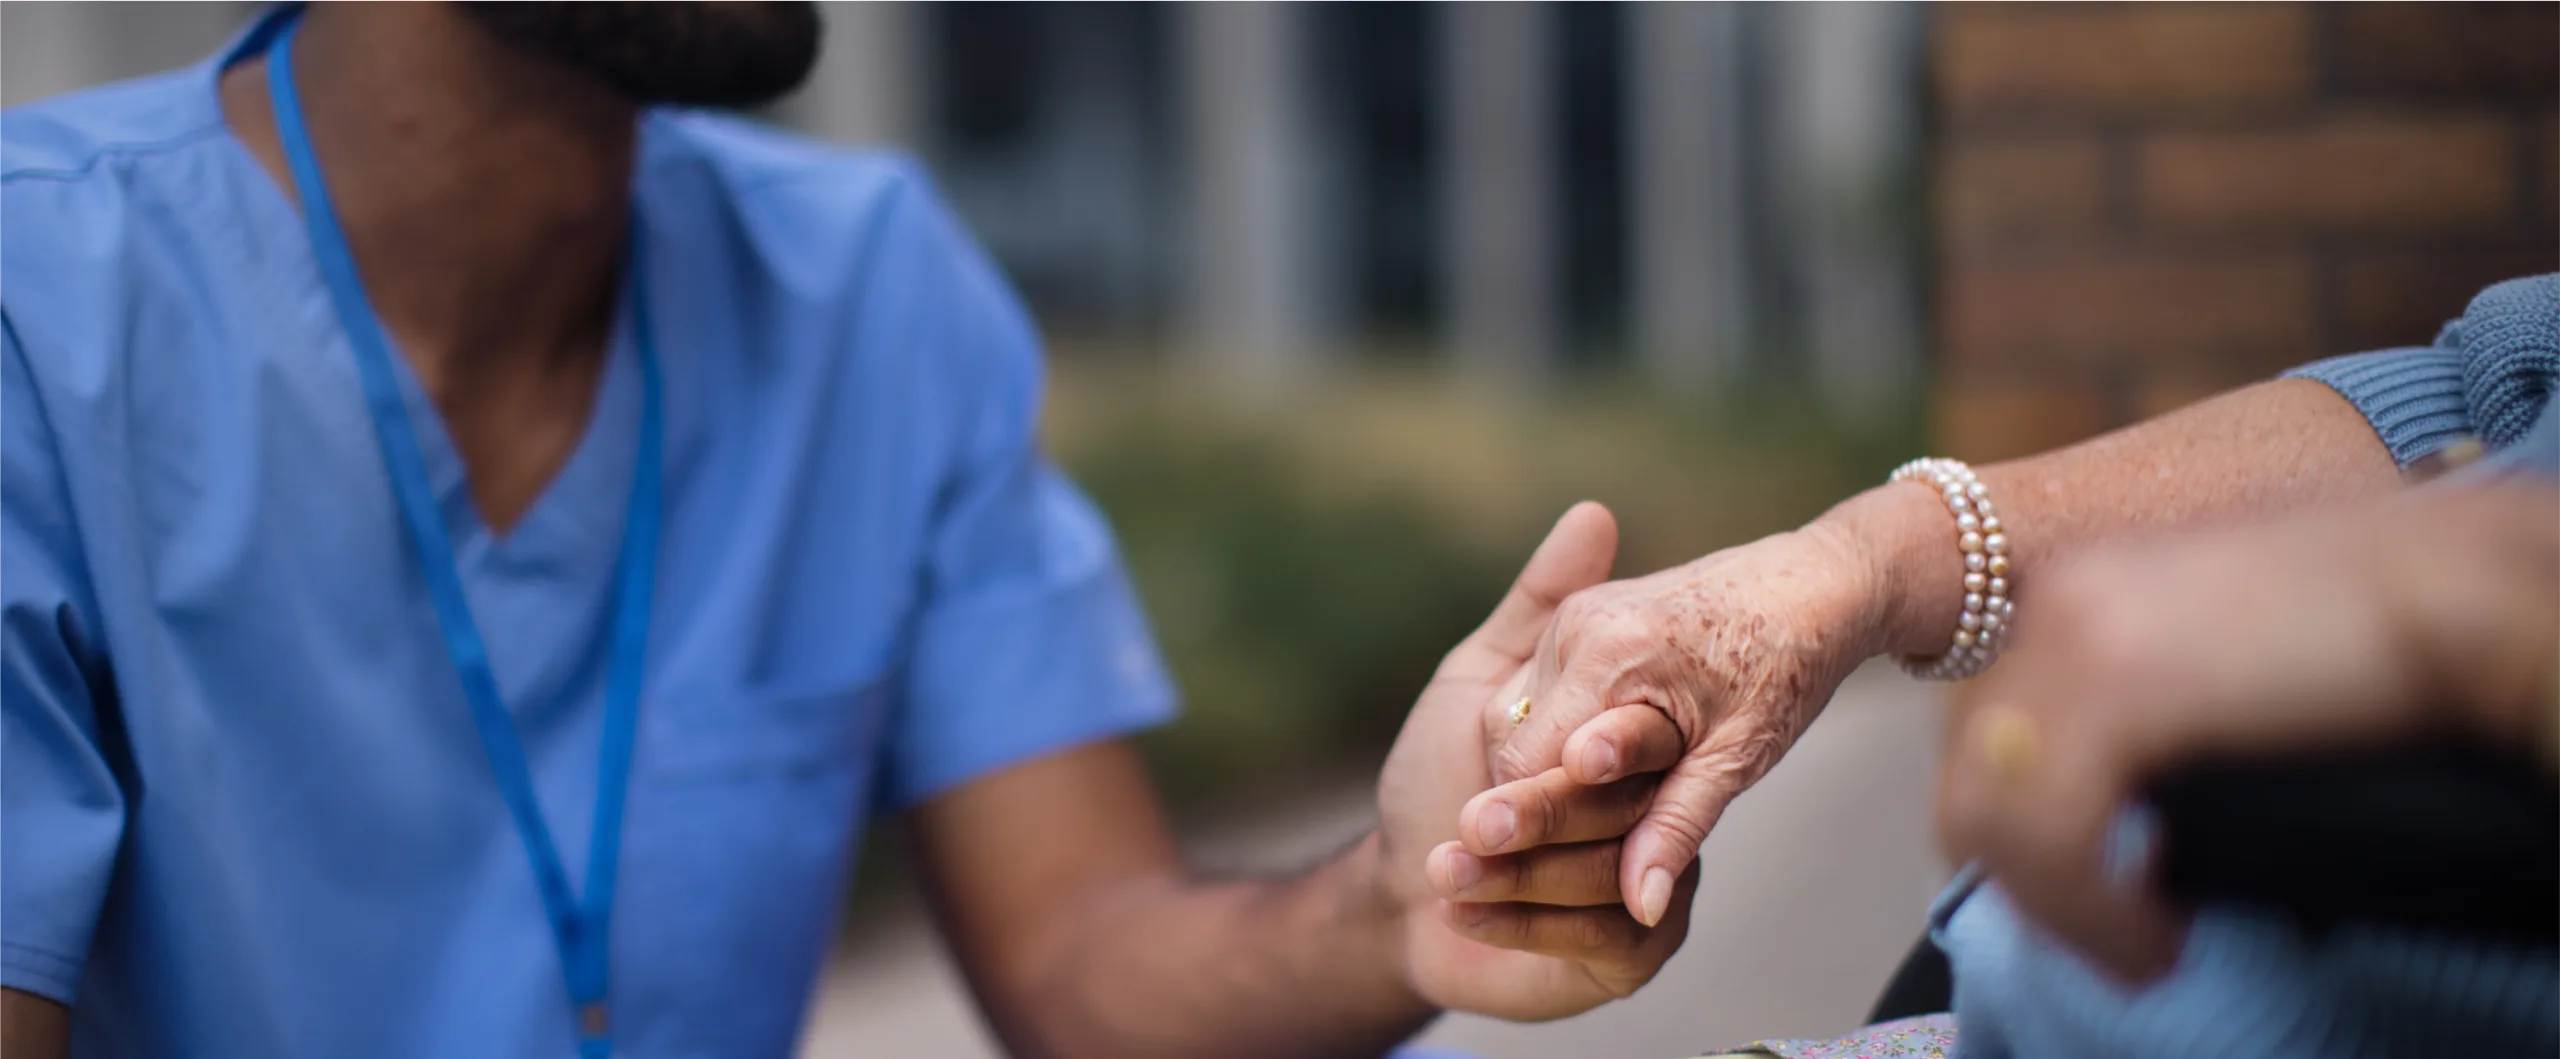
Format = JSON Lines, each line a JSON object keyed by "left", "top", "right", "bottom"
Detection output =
{"left": 267, "top": 20, "right": 658, "bottom": 1059}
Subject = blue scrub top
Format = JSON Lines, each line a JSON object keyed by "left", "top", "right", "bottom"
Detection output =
{"left": 1, "top": 10, "right": 1176, "bottom": 1058}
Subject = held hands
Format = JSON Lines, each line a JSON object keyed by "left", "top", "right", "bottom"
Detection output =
{"left": 1375, "top": 503, "right": 1696, "bottom": 1020}
{"left": 1443, "top": 525, "right": 1889, "bottom": 926}
{"left": 1432, "top": 481, "right": 2560, "bottom": 993}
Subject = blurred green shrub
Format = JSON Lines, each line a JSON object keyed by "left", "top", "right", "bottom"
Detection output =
{"left": 1065, "top": 413, "right": 1512, "bottom": 802}
{"left": 1047, "top": 364, "right": 1921, "bottom": 810}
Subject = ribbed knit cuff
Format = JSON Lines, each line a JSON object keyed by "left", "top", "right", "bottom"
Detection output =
{"left": 2283, "top": 347, "right": 2472, "bottom": 468}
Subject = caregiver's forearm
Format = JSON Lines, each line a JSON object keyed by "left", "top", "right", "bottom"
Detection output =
{"left": 2, "top": 988, "right": 69, "bottom": 1059}
{"left": 1005, "top": 834, "right": 1433, "bottom": 1059}
{"left": 910, "top": 742, "right": 1434, "bottom": 1059}
{"left": 1813, "top": 378, "right": 2402, "bottom": 658}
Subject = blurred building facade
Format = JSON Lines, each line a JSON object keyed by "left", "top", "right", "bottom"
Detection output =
{"left": 12, "top": 3, "right": 2554, "bottom": 450}
{"left": 778, "top": 3, "right": 1930, "bottom": 408}
{"left": 1932, "top": 3, "right": 2560, "bottom": 460}
{"left": 2, "top": 1, "right": 1929, "bottom": 412}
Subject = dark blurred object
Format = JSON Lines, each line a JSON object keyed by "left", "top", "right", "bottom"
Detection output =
{"left": 2149, "top": 737, "right": 2560, "bottom": 945}
{"left": 1865, "top": 936, "right": 1953, "bottom": 1022}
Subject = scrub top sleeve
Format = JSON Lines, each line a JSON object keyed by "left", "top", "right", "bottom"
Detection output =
{"left": 1, "top": 319, "right": 126, "bottom": 1004}
{"left": 876, "top": 182, "right": 1177, "bottom": 811}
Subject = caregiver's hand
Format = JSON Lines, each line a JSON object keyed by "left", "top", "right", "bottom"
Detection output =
{"left": 1453, "top": 519, "right": 1903, "bottom": 927}
{"left": 1382, "top": 502, "right": 1699, "bottom": 1018}
{"left": 1935, "top": 484, "right": 2560, "bottom": 982}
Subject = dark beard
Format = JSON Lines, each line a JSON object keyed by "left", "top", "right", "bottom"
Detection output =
{"left": 457, "top": 2, "right": 822, "bottom": 109}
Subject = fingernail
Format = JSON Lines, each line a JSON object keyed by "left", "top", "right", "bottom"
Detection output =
{"left": 1637, "top": 867, "right": 1674, "bottom": 927}
{"left": 1453, "top": 902, "right": 1494, "bottom": 928}
{"left": 1582, "top": 738, "right": 1621, "bottom": 782}
{"left": 1477, "top": 802, "right": 1517, "bottom": 850}
{"left": 1447, "top": 850, "right": 1486, "bottom": 894}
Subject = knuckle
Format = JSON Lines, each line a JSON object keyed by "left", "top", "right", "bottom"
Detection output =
{"left": 1518, "top": 784, "right": 1567, "bottom": 843}
{"left": 1629, "top": 703, "right": 1686, "bottom": 748}
{"left": 1527, "top": 846, "right": 1611, "bottom": 900}
{"left": 1511, "top": 579, "right": 1562, "bottom": 617}
{"left": 1554, "top": 588, "right": 1606, "bottom": 629}
{"left": 1608, "top": 774, "right": 1662, "bottom": 817}
{"left": 1587, "top": 625, "right": 1652, "bottom": 669}
{"left": 1490, "top": 742, "right": 1544, "bottom": 785}
{"left": 1694, "top": 725, "right": 1790, "bottom": 790}
{"left": 1581, "top": 843, "right": 1625, "bottom": 894}
{"left": 1590, "top": 951, "right": 1657, "bottom": 999}
{"left": 1646, "top": 796, "right": 1715, "bottom": 852}
{"left": 1567, "top": 912, "right": 1620, "bottom": 953}
{"left": 1599, "top": 969, "right": 1645, "bottom": 1000}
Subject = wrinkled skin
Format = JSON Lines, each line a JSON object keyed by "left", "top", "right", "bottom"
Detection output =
{"left": 1377, "top": 503, "right": 1699, "bottom": 1019}
{"left": 1476, "top": 525, "right": 1886, "bottom": 923}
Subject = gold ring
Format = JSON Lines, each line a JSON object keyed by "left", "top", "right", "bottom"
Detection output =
{"left": 1507, "top": 696, "right": 1533, "bottom": 727}
{"left": 1972, "top": 707, "right": 2040, "bottom": 785}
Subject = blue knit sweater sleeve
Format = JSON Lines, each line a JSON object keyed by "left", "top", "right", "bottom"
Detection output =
{"left": 2285, "top": 274, "right": 2558, "bottom": 467}
{"left": 2284, "top": 345, "right": 2471, "bottom": 465}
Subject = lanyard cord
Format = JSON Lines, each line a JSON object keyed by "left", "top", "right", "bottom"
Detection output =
{"left": 266, "top": 17, "right": 660, "bottom": 1055}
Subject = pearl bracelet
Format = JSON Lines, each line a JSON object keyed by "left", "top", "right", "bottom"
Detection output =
{"left": 1889, "top": 457, "right": 2011, "bottom": 680}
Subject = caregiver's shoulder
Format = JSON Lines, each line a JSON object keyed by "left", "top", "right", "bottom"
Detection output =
{"left": 2, "top": 66, "right": 220, "bottom": 179}
{"left": 2, "top": 68, "right": 239, "bottom": 388}
{"left": 639, "top": 110, "right": 1037, "bottom": 390}
{"left": 638, "top": 110, "right": 993, "bottom": 295}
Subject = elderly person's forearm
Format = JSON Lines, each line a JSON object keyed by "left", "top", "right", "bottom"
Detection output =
{"left": 1458, "top": 276, "right": 2554, "bottom": 933}
{"left": 1459, "top": 379, "right": 2411, "bottom": 926}
{"left": 1818, "top": 377, "right": 2402, "bottom": 661}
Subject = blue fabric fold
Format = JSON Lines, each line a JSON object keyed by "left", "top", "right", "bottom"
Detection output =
{"left": 2288, "top": 273, "right": 2557, "bottom": 466}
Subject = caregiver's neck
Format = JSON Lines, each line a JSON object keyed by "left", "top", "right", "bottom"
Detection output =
{"left": 220, "top": 3, "right": 639, "bottom": 529}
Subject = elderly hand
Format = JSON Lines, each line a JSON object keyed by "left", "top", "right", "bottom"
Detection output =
{"left": 1445, "top": 517, "right": 1901, "bottom": 928}
{"left": 1435, "top": 378, "right": 2435, "bottom": 936}
{"left": 1934, "top": 484, "right": 2560, "bottom": 981}
{"left": 1377, "top": 502, "right": 1699, "bottom": 1019}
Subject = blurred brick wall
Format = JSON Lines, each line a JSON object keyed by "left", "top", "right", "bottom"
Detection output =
{"left": 1930, "top": 3, "right": 2558, "bottom": 460}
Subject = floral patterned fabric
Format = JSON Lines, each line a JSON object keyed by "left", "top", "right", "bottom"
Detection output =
{"left": 1695, "top": 1013, "right": 1957, "bottom": 1059}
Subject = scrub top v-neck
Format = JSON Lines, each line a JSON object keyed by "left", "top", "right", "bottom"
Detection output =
{"left": 0, "top": 7, "right": 1175, "bottom": 1058}
{"left": 263, "top": 10, "right": 661, "bottom": 1055}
